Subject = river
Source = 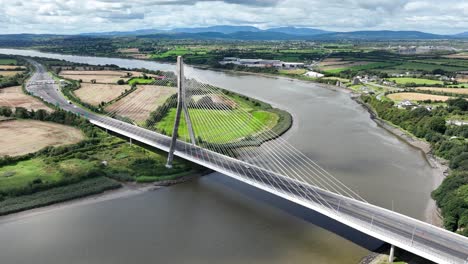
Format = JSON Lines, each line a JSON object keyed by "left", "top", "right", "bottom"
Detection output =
{"left": 0, "top": 49, "right": 438, "bottom": 263}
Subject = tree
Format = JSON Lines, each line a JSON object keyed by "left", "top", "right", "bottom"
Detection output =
{"left": 14, "top": 107, "right": 29, "bottom": 118}
{"left": 0, "top": 106, "right": 13, "bottom": 117}
{"left": 429, "top": 116, "right": 447, "bottom": 133}
{"left": 117, "top": 79, "right": 125, "bottom": 85}
{"left": 34, "top": 109, "right": 48, "bottom": 121}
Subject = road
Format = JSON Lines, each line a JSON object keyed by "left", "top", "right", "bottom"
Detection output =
{"left": 26, "top": 60, "right": 468, "bottom": 264}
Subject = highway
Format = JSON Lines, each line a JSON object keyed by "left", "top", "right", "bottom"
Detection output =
{"left": 26, "top": 60, "right": 468, "bottom": 264}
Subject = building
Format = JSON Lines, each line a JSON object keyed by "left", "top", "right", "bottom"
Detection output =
{"left": 396, "top": 100, "right": 416, "bottom": 109}
{"left": 281, "top": 62, "right": 305, "bottom": 69}
{"left": 219, "top": 57, "right": 303, "bottom": 69}
{"left": 304, "top": 71, "right": 324, "bottom": 78}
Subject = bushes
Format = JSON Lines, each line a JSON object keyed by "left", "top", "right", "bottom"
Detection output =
{"left": 0, "top": 177, "right": 121, "bottom": 216}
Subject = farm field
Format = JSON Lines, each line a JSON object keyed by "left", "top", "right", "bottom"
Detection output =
{"left": 106, "top": 85, "right": 175, "bottom": 122}
{"left": 0, "top": 86, "right": 52, "bottom": 111}
{"left": 156, "top": 108, "right": 278, "bottom": 143}
{"left": 387, "top": 77, "right": 444, "bottom": 85}
{"left": 0, "top": 59, "right": 17, "bottom": 65}
{"left": 0, "top": 65, "right": 25, "bottom": 70}
{"left": 386, "top": 92, "right": 453, "bottom": 102}
{"left": 0, "top": 120, "right": 84, "bottom": 157}
{"left": 278, "top": 69, "right": 307, "bottom": 75}
{"left": 59, "top": 70, "right": 156, "bottom": 84}
{"left": 74, "top": 83, "right": 131, "bottom": 105}
{"left": 443, "top": 53, "right": 468, "bottom": 59}
{"left": 319, "top": 59, "right": 372, "bottom": 70}
{"left": 0, "top": 71, "right": 24, "bottom": 77}
{"left": 389, "top": 62, "right": 465, "bottom": 72}
{"left": 322, "top": 62, "right": 394, "bottom": 74}
{"left": 415, "top": 87, "right": 468, "bottom": 95}
{"left": 128, "top": 77, "right": 156, "bottom": 85}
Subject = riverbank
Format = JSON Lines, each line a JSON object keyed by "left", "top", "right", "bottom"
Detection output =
{"left": 0, "top": 173, "right": 202, "bottom": 224}
{"left": 353, "top": 95, "right": 446, "bottom": 226}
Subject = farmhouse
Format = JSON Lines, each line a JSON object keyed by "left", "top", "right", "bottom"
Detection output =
{"left": 304, "top": 71, "right": 324, "bottom": 78}
{"left": 396, "top": 100, "right": 416, "bottom": 109}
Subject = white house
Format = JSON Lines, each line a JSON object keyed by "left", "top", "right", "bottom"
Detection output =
{"left": 304, "top": 71, "right": 324, "bottom": 78}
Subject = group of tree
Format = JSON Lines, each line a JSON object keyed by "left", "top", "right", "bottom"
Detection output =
{"left": 362, "top": 96, "right": 468, "bottom": 235}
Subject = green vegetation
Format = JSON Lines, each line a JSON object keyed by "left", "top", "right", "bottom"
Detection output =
{"left": 0, "top": 55, "right": 28, "bottom": 88}
{"left": 0, "top": 177, "right": 120, "bottom": 216}
{"left": 387, "top": 77, "right": 444, "bottom": 86}
{"left": 0, "top": 58, "right": 17, "bottom": 65}
{"left": 362, "top": 96, "right": 468, "bottom": 236}
{"left": 145, "top": 85, "right": 291, "bottom": 149}
{"left": 0, "top": 106, "right": 201, "bottom": 215}
{"left": 128, "top": 77, "right": 155, "bottom": 85}
{"left": 323, "top": 62, "right": 397, "bottom": 74}
{"left": 156, "top": 108, "right": 278, "bottom": 143}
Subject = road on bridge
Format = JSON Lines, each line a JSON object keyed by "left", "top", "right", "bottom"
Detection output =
{"left": 26, "top": 60, "right": 468, "bottom": 264}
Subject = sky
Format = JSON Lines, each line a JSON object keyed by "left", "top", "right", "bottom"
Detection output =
{"left": 0, "top": 0, "right": 467, "bottom": 34}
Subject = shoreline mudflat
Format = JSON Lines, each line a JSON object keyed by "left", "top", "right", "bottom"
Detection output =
{"left": 353, "top": 94, "right": 446, "bottom": 226}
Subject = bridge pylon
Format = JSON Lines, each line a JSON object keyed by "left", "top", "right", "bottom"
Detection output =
{"left": 166, "top": 56, "right": 196, "bottom": 168}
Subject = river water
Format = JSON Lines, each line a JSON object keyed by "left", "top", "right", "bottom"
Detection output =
{"left": 0, "top": 49, "right": 436, "bottom": 264}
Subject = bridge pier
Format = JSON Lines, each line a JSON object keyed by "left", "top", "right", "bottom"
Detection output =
{"left": 166, "top": 56, "right": 196, "bottom": 168}
{"left": 389, "top": 244, "right": 395, "bottom": 263}
{"left": 129, "top": 138, "right": 132, "bottom": 145}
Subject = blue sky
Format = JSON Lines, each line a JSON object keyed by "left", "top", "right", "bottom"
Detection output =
{"left": 0, "top": 0, "right": 466, "bottom": 34}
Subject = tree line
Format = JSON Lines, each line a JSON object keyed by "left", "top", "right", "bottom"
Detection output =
{"left": 362, "top": 96, "right": 468, "bottom": 236}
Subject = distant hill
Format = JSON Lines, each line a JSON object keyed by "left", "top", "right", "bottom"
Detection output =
{"left": 170, "top": 25, "right": 260, "bottom": 34}
{"left": 265, "top": 27, "right": 330, "bottom": 35}
{"left": 81, "top": 29, "right": 164, "bottom": 36}
{"left": 314, "top": 30, "right": 448, "bottom": 40}
{"left": 136, "top": 30, "right": 453, "bottom": 41}
{"left": 2, "top": 27, "right": 463, "bottom": 41}
{"left": 454, "top": 32, "right": 468, "bottom": 37}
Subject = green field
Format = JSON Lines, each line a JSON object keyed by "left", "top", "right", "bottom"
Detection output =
{"left": 0, "top": 158, "right": 95, "bottom": 194}
{"left": 0, "top": 59, "right": 17, "bottom": 65}
{"left": 323, "top": 62, "right": 396, "bottom": 74}
{"left": 128, "top": 77, "right": 155, "bottom": 85}
{"left": 0, "top": 131, "right": 198, "bottom": 197}
{"left": 155, "top": 108, "right": 278, "bottom": 143}
{"left": 387, "top": 77, "right": 444, "bottom": 85}
{"left": 151, "top": 47, "right": 208, "bottom": 59}
{"left": 389, "top": 62, "right": 465, "bottom": 72}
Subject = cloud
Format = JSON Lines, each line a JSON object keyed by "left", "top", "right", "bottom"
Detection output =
{"left": 0, "top": 0, "right": 465, "bottom": 34}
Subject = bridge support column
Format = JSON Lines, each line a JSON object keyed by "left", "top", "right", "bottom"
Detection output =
{"left": 129, "top": 138, "right": 132, "bottom": 145}
{"left": 388, "top": 244, "right": 395, "bottom": 263}
{"left": 166, "top": 56, "right": 195, "bottom": 168}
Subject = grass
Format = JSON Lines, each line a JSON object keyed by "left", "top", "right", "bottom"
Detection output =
{"left": 278, "top": 69, "right": 307, "bottom": 75}
{"left": 389, "top": 62, "right": 465, "bottom": 72}
{"left": 0, "top": 128, "right": 200, "bottom": 201}
{"left": 387, "top": 77, "right": 444, "bottom": 85}
{"left": 128, "top": 77, "right": 155, "bottom": 85}
{"left": 155, "top": 108, "right": 278, "bottom": 143}
{"left": 0, "top": 158, "right": 95, "bottom": 194}
{"left": 0, "top": 59, "right": 17, "bottom": 65}
{"left": 151, "top": 47, "right": 209, "bottom": 59}
{"left": 323, "top": 62, "right": 396, "bottom": 74}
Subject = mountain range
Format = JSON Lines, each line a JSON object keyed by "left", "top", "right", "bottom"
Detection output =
{"left": 2, "top": 26, "right": 466, "bottom": 41}
{"left": 80, "top": 26, "right": 467, "bottom": 40}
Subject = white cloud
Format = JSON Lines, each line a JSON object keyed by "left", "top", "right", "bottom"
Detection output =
{"left": 0, "top": 0, "right": 465, "bottom": 34}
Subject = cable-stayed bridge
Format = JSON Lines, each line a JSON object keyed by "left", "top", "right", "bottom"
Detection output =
{"left": 25, "top": 58, "right": 468, "bottom": 264}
